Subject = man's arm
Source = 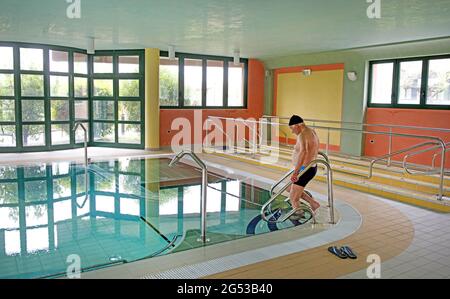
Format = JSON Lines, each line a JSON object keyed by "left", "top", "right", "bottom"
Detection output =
{"left": 293, "top": 136, "right": 309, "bottom": 176}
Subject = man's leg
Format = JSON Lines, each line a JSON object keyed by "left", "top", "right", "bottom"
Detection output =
{"left": 289, "top": 184, "right": 304, "bottom": 210}
{"left": 301, "top": 190, "right": 320, "bottom": 212}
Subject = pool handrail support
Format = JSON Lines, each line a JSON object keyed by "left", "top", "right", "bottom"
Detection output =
{"left": 169, "top": 150, "right": 209, "bottom": 244}
{"left": 261, "top": 158, "right": 335, "bottom": 224}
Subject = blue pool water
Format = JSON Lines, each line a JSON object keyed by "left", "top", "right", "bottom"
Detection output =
{"left": 0, "top": 157, "right": 310, "bottom": 278}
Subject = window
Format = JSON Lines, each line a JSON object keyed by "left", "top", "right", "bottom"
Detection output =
{"left": 184, "top": 58, "right": 203, "bottom": 107}
{"left": 159, "top": 56, "right": 178, "bottom": 106}
{"left": 159, "top": 51, "right": 248, "bottom": 108}
{"left": 369, "top": 62, "right": 394, "bottom": 104}
{"left": 368, "top": 55, "right": 450, "bottom": 109}
{"left": 0, "top": 42, "right": 145, "bottom": 152}
{"left": 398, "top": 60, "right": 422, "bottom": 105}
{"left": 206, "top": 60, "right": 224, "bottom": 107}
{"left": 92, "top": 50, "right": 144, "bottom": 146}
{"left": 228, "top": 62, "right": 245, "bottom": 107}
{"left": 427, "top": 58, "right": 450, "bottom": 105}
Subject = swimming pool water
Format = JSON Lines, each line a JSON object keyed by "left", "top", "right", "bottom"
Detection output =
{"left": 0, "top": 157, "right": 311, "bottom": 279}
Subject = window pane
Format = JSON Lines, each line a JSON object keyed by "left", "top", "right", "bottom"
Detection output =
{"left": 74, "top": 77, "right": 88, "bottom": 97}
{"left": 159, "top": 57, "right": 179, "bottom": 106}
{"left": 0, "top": 74, "right": 14, "bottom": 96}
{"left": 20, "top": 48, "right": 43, "bottom": 71}
{"left": 75, "top": 100, "right": 88, "bottom": 120}
{"left": 23, "top": 124, "right": 45, "bottom": 146}
{"left": 21, "top": 74, "right": 44, "bottom": 97}
{"left": 93, "top": 79, "right": 113, "bottom": 97}
{"left": 228, "top": 62, "right": 245, "bottom": 106}
{"left": 398, "top": 60, "right": 422, "bottom": 105}
{"left": 118, "top": 101, "right": 140, "bottom": 121}
{"left": 74, "top": 53, "right": 88, "bottom": 74}
{"left": 370, "top": 63, "right": 393, "bottom": 104}
{"left": 184, "top": 58, "right": 202, "bottom": 106}
{"left": 119, "top": 56, "right": 139, "bottom": 73}
{"left": 93, "top": 122, "right": 115, "bottom": 142}
{"left": 51, "top": 100, "right": 69, "bottom": 121}
{"left": 75, "top": 122, "right": 89, "bottom": 143}
{"left": 206, "top": 60, "right": 223, "bottom": 106}
{"left": 49, "top": 50, "right": 68, "bottom": 73}
{"left": 51, "top": 124, "right": 70, "bottom": 145}
{"left": 0, "top": 125, "right": 16, "bottom": 147}
{"left": 0, "top": 47, "right": 14, "bottom": 70}
{"left": 50, "top": 75, "right": 69, "bottom": 97}
{"left": 24, "top": 181, "right": 47, "bottom": 202}
{"left": 22, "top": 100, "right": 44, "bottom": 121}
{"left": 0, "top": 100, "right": 15, "bottom": 121}
{"left": 94, "top": 56, "right": 113, "bottom": 73}
{"left": 427, "top": 58, "right": 450, "bottom": 105}
{"left": 119, "top": 79, "right": 139, "bottom": 97}
{"left": 118, "top": 124, "right": 140, "bottom": 144}
{"left": 93, "top": 100, "right": 114, "bottom": 120}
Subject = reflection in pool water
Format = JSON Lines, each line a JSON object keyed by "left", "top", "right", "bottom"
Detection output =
{"left": 0, "top": 158, "right": 299, "bottom": 278}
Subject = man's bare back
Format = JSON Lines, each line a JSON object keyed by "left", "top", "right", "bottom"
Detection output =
{"left": 292, "top": 126, "right": 320, "bottom": 168}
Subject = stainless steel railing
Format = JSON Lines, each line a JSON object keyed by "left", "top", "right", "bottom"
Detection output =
{"left": 262, "top": 115, "right": 450, "bottom": 166}
{"left": 169, "top": 150, "right": 209, "bottom": 243}
{"left": 206, "top": 116, "right": 447, "bottom": 201}
{"left": 403, "top": 142, "right": 450, "bottom": 175}
{"left": 261, "top": 158, "right": 335, "bottom": 224}
{"left": 270, "top": 151, "right": 329, "bottom": 196}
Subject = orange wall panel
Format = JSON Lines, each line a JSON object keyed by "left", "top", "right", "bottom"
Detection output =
{"left": 364, "top": 108, "right": 450, "bottom": 168}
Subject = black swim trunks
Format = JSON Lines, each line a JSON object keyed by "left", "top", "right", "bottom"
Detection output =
{"left": 294, "top": 166, "right": 317, "bottom": 187}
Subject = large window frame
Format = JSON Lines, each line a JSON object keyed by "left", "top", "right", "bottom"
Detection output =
{"left": 0, "top": 42, "right": 145, "bottom": 153}
{"left": 91, "top": 50, "right": 145, "bottom": 148}
{"left": 367, "top": 54, "right": 450, "bottom": 110}
{"left": 159, "top": 51, "right": 248, "bottom": 109}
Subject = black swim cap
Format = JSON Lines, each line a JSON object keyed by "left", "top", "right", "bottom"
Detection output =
{"left": 288, "top": 115, "right": 304, "bottom": 126}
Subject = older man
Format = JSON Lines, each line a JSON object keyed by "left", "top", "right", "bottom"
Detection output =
{"left": 288, "top": 115, "right": 321, "bottom": 219}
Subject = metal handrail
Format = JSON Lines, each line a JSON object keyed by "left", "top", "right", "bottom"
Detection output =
{"left": 270, "top": 151, "right": 329, "bottom": 195}
{"left": 403, "top": 142, "right": 450, "bottom": 175}
{"left": 268, "top": 122, "right": 447, "bottom": 201}
{"left": 205, "top": 116, "right": 447, "bottom": 200}
{"left": 169, "top": 150, "right": 209, "bottom": 243}
{"left": 205, "top": 117, "right": 261, "bottom": 154}
{"left": 261, "top": 158, "right": 335, "bottom": 224}
{"left": 73, "top": 122, "right": 89, "bottom": 209}
{"left": 262, "top": 115, "right": 450, "bottom": 133}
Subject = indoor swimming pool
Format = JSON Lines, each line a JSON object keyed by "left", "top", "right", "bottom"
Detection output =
{"left": 0, "top": 156, "right": 316, "bottom": 279}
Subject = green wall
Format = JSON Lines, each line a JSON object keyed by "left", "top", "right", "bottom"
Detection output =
{"left": 262, "top": 37, "right": 450, "bottom": 156}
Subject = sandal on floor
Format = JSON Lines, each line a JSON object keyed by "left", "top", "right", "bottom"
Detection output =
{"left": 327, "top": 246, "right": 347, "bottom": 259}
{"left": 340, "top": 246, "right": 357, "bottom": 259}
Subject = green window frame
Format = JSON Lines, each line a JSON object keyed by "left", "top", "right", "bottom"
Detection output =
{"left": 367, "top": 54, "right": 450, "bottom": 110}
{"left": 159, "top": 51, "right": 248, "bottom": 109}
{"left": 0, "top": 42, "right": 145, "bottom": 153}
{"left": 91, "top": 50, "right": 145, "bottom": 148}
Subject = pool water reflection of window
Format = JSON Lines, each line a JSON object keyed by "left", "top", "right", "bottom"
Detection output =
{"left": 0, "top": 158, "right": 269, "bottom": 278}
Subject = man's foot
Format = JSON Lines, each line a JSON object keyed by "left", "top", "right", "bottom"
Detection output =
{"left": 310, "top": 202, "right": 320, "bottom": 214}
{"left": 289, "top": 209, "right": 304, "bottom": 220}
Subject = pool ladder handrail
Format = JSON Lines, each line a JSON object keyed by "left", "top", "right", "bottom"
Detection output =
{"left": 169, "top": 150, "right": 209, "bottom": 243}
{"left": 73, "top": 122, "right": 89, "bottom": 209}
{"left": 261, "top": 157, "right": 335, "bottom": 224}
{"left": 269, "top": 151, "right": 329, "bottom": 196}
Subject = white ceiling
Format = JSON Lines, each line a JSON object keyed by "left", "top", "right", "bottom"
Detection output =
{"left": 0, "top": 0, "right": 449, "bottom": 58}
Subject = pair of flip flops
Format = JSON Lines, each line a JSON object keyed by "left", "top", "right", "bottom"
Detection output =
{"left": 328, "top": 245, "right": 357, "bottom": 259}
